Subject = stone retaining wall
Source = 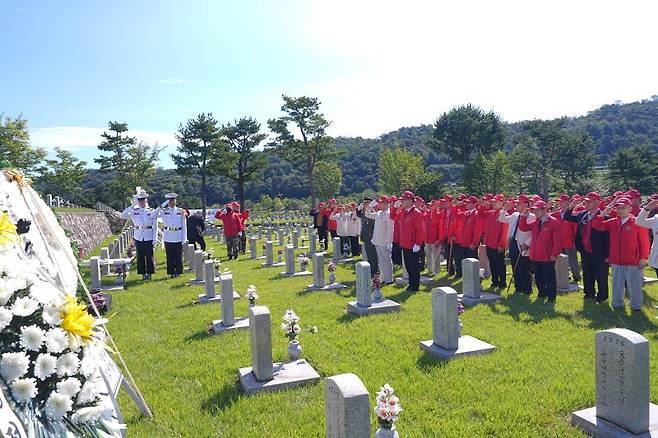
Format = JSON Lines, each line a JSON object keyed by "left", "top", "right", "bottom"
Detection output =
{"left": 55, "top": 211, "right": 124, "bottom": 256}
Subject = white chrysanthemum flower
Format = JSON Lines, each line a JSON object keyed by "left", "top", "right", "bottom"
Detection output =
{"left": 0, "top": 287, "right": 13, "bottom": 306}
{"left": 68, "top": 333, "right": 82, "bottom": 352}
{"left": 11, "top": 296, "right": 39, "bottom": 317}
{"left": 29, "top": 281, "right": 62, "bottom": 306}
{"left": 0, "top": 306, "right": 12, "bottom": 331}
{"left": 19, "top": 324, "right": 45, "bottom": 351}
{"left": 45, "top": 391, "right": 73, "bottom": 420}
{"left": 56, "top": 377, "right": 82, "bottom": 397}
{"left": 34, "top": 353, "right": 58, "bottom": 380}
{"left": 10, "top": 377, "right": 38, "bottom": 403}
{"left": 0, "top": 351, "right": 30, "bottom": 382}
{"left": 42, "top": 304, "right": 63, "bottom": 326}
{"left": 79, "top": 348, "right": 99, "bottom": 378}
{"left": 77, "top": 377, "right": 101, "bottom": 404}
{"left": 45, "top": 327, "right": 68, "bottom": 354}
{"left": 71, "top": 404, "right": 104, "bottom": 424}
{"left": 56, "top": 352, "right": 80, "bottom": 377}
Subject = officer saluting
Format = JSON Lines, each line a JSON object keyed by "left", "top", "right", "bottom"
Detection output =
{"left": 155, "top": 193, "right": 187, "bottom": 278}
{"left": 121, "top": 190, "right": 157, "bottom": 280}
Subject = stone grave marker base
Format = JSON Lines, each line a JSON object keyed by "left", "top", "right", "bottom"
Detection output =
{"left": 238, "top": 359, "right": 321, "bottom": 395}
{"left": 420, "top": 335, "right": 496, "bottom": 361}
{"left": 395, "top": 276, "right": 433, "bottom": 286}
{"left": 337, "top": 257, "right": 354, "bottom": 264}
{"left": 307, "top": 283, "right": 347, "bottom": 291}
{"left": 458, "top": 292, "right": 502, "bottom": 306}
{"left": 280, "top": 270, "right": 313, "bottom": 277}
{"left": 189, "top": 276, "right": 221, "bottom": 286}
{"left": 99, "top": 285, "right": 124, "bottom": 292}
{"left": 571, "top": 404, "right": 658, "bottom": 438}
{"left": 211, "top": 317, "right": 250, "bottom": 334}
{"left": 197, "top": 291, "right": 240, "bottom": 304}
{"left": 261, "top": 262, "right": 286, "bottom": 268}
{"left": 347, "top": 299, "right": 400, "bottom": 316}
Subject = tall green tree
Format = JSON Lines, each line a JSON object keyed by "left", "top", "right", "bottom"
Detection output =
{"left": 220, "top": 117, "right": 267, "bottom": 211}
{"left": 0, "top": 115, "right": 46, "bottom": 175}
{"left": 172, "top": 113, "right": 232, "bottom": 216}
{"left": 95, "top": 122, "right": 161, "bottom": 208}
{"left": 463, "top": 151, "right": 513, "bottom": 194}
{"left": 38, "top": 147, "right": 87, "bottom": 202}
{"left": 607, "top": 144, "right": 658, "bottom": 194}
{"left": 432, "top": 104, "right": 505, "bottom": 164}
{"left": 378, "top": 147, "right": 440, "bottom": 195}
{"left": 313, "top": 161, "right": 342, "bottom": 200}
{"left": 514, "top": 118, "right": 595, "bottom": 199}
{"left": 267, "top": 95, "right": 338, "bottom": 207}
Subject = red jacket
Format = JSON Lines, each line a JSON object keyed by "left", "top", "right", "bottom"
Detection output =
{"left": 426, "top": 209, "right": 441, "bottom": 244}
{"left": 322, "top": 207, "right": 337, "bottom": 231}
{"left": 390, "top": 207, "right": 401, "bottom": 243}
{"left": 592, "top": 215, "right": 650, "bottom": 266}
{"left": 438, "top": 206, "right": 460, "bottom": 242}
{"left": 215, "top": 210, "right": 242, "bottom": 237}
{"left": 457, "top": 209, "right": 482, "bottom": 248}
{"left": 551, "top": 210, "right": 577, "bottom": 250}
{"left": 480, "top": 208, "right": 508, "bottom": 250}
{"left": 518, "top": 214, "right": 562, "bottom": 262}
{"left": 396, "top": 207, "right": 426, "bottom": 249}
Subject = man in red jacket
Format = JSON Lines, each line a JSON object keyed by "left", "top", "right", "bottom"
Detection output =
{"left": 592, "top": 197, "right": 650, "bottom": 311}
{"left": 325, "top": 198, "right": 338, "bottom": 240}
{"left": 439, "top": 195, "right": 460, "bottom": 277}
{"left": 215, "top": 204, "right": 243, "bottom": 260}
{"left": 553, "top": 194, "right": 580, "bottom": 282}
{"left": 454, "top": 196, "right": 482, "bottom": 278}
{"left": 389, "top": 196, "right": 403, "bottom": 266}
{"left": 484, "top": 195, "right": 509, "bottom": 288}
{"left": 395, "top": 191, "right": 425, "bottom": 292}
{"left": 518, "top": 200, "right": 562, "bottom": 303}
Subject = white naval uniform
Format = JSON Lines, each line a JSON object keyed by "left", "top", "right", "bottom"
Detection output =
{"left": 121, "top": 205, "right": 158, "bottom": 242}
{"left": 155, "top": 206, "right": 187, "bottom": 243}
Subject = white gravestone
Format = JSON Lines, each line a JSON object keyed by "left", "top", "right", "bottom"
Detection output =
{"left": 292, "top": 230, "right": 300, "bottom": 249}
{"left": 459, "top": 258, "right": 502, "bottom": 306}
{"left": 212, "top": 274, "right": 249, "bottom": 334}
{"left": 190, "top": 251, "right": 205, "bottom": 283}
{"left": 308, "top": 252, "right": 345, "bottom": 290}
{"left": 556, "top": 254, "right": 579, "bottom": 292}
{"left": 186, "top": 244, "right": 196, "bottom": 271}
{"left": 278, "top": 230, "right": 285, "bottom": 246}
{"left": 572, "top": 328, "right": 658, "bottom": 436}
{"left": 261, "top": 241, "right": 274, "bottom": 267}
{"left": 333, "top": 237, "right": 341, "bottom": 262}
{"left": 100, "top": 247, "right": 111, "bottom": 275}
{"left": 90, "top": 256, "right": 102, "bottom": 290}
{"left": 250, "top": 237, "right": 257, "bottom": 259}
{"left": 325, "top": 373, "right": 371, "bottom": 438}
{"left": 196, "top": 260, "right": 223, "bottom": 304}
{"left": 238, "top": 306, "right": 320, "bottom": 394}
{"left": 348, "top": 261, "right": 400, "bottom": 316}
{"left": 309, "top": 233, "right": 317, "bottom": 255}
{"left": 420, "top": 287, "right": 495, "bottom": 360}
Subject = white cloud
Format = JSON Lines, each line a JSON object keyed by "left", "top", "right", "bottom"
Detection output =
{"left": 158, "top": 78, "right": 189, "bottom": 85}
{"left": 30, "top": 126, "right": 178, "bottom": 149}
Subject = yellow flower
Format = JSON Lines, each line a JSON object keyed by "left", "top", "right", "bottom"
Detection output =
{"left": 0, "top": 212, "right": 18, "bottom": 246}
{"left": 60, "top": 296, "right": 95, "bottom": 341}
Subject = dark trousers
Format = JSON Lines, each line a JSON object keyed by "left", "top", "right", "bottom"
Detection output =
{"left": 317, "top": 226, "right": 328, "bottom": 249}
{"left": 486, "top": 246, "right": 506, "bottom": 286}
{"left": 581, "top": 251, "right": 609, "bottom": 301}
{"left": 363, "top": 239, "right": 378, "bottom": 276}
{"left": 164, "top": 242, "right": 183, "bottom": 275}
{"left": 329, "top": 229, "right": 338, "bottom": 239}
{"left": 418, "top": 244, "right": 426, "bottom": 272}
{"left": 443, "top": 239, "right": 456, "bottom": 275}
{"left": 534, "top": 261, "right": 557, "bottom": 301}
{"left": 189, "top": 235, "right": 206, "bottom": 251}
{"left": 339, "top": 236, "right": 348, "bottom": 256}
{"left": 392, "top": 242, "right": 402, "bottom": 266}
{"left": 239, "top": 234, "right": 247, "bottom": 254}
{"left": 509, "top": 240, "right": 531, "bottom": 294}
{"left": 135, "top": 240, "right": 155, "bottom": 274}
{"left": 348, "top": 236, "right": 361, "bottom": 256}
{"left": 402, "top": 248, "right": 421, "bottom": 291}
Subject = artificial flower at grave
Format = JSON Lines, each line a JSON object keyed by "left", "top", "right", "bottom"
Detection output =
{"left": 280, "top": 309, "right": 301, "bottom": 341}
{"left": 246, "top": 285, "right": 259, "bottom": 305}
{"left": 0, "top": 169, "right": 124, "bottom": 436}
{"left": 297, "top": 253, "right": 309, "bottom": 271}
{"left": 374, "top": 384, "right": 403, "bottom": 431}
{"left": 327, "top": 261, "right": 336, "bottom": 273}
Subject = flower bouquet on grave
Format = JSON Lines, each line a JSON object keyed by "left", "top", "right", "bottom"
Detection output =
{"left": 372, "top": 273, "right": 383, "bottom": 302}
{"left": 0, "top": 208, "right": 120, "bottom": 435}
{"left": 90, "top": 292, "right": 110, "bottom": 315}
{"left": 206, "top": 249, "right": 215, "bottom": 261}
{"left": 113, "top": 263, "right": 125, "bottom": 285}
{"left": 126, "top": 243, "right": 135, "bottom": 258}
{"left": 328, "top": 261, "right": 337, "bottom": 284}
{"left": 281, "top": 309, "right": 302, "bottom": 361}
{"left": 374, "top": 384, "right": 402, "bottom": 437}
{"left": 297, "top": 253, "right": 309, "bottom": 272}
{"left": 277, "top": 249, "right": 283, "bottom": 263}
{"left": 246, "top": 285, "right": 258, "bottom": 307}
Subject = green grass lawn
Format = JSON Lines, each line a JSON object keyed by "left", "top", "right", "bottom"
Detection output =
{"left": 83, "top": 237, "right": 658, "bottom": 437}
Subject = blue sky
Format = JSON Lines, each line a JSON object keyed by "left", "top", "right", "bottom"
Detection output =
{"left": 2, "top": 0, "right": 657, "bottom": 168}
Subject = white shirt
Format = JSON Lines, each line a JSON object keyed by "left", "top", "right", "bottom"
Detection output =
{"left": 636, "top": 209, "right": 658, "bottom": 268}
{"left": 121, "top": 205, "right": 158, "bottom": 242}
{"left": 366, "top": 208, "right": 394, "bottom": 246}
{"left": 155, "top": 206, "right": 187, "bottom": 243}
{"left": 499, "top": 210, "right": 536, "bottom": 256}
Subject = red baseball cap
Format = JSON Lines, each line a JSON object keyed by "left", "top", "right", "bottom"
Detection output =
{"left": 443, "top": 194, "right": 453, "bottom": 202}
{"left": 494, "top": 194, "right": 505, "bottom": 201}
{"left": 414, "top": 196, "right": 424, "bottom": 203}
{"left": 533, "top": 200, "right": 548, "bottom": 209}
{"left": 467, "top": 195, "right": 478, "bottom": 204}
{"left": 484, "top": 193, "right": 493, "bottom": 200}
{"left": 627, "top": 189, "right": 641, "bottom": 199}
{"left": 613, "top": 191, "right": 625, "bottom": 197}
{"left": 378, "top": 196, "right": 389, "bottom": 203}
{"left": 388, "top": 196, "right": 398, "bottom": 203}
{"left": 571, "top": 194, "right": 582, "bottom": 201}
{"left": 616, "top": 198, "right": 631, "bottom": 206}
{"left": 584, "top": 192, "right": 601, "bottom": 202}
{"left": 401, "top": 191, "right": 415, "bottom": 200}
{"left": 530, "top": 195, "right": 542, "bottom": 202}
{"left": 329, "top": 198, "right": 337, "bottom": 203}
{"left": 318, "top": 202, "right": 325, "bottom": 207}
{"left": 457, "top": 194, "right": 466, "bottom": 201}
{"left": 350, "top": 202, "right": 357, "bottom": 207}
{"left": 517, "top": 195, "right": 530, "bottom": 204}
{"left": 558, "top": 194, "right": 570, "bottom": 202}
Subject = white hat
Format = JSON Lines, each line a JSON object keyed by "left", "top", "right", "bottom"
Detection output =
{"left": 165, "top": 193, "right": 178, "bottom": 199}
{"left": 136, "top": 191, "right": 149, "bottom": 199}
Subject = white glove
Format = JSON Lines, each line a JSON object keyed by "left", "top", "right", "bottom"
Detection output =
{"left": 412, "top": 244, "right": 420, "bottom": 253}
{"left": 387, "top": 243, "right": 393, "bottom": 251}
{"left": 369, "top": 200, "right": 377, "bottom": 208}
{"left": 161, "top": 200, "right": 168, "bottom": 208}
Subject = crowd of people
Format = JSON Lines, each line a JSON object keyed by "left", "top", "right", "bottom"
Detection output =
{"left": 311, "top": 189, "right": 658, "bottom": 310}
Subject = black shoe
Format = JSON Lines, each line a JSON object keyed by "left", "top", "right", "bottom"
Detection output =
{"left": 499, "top": 284, "right": 507, "bottom": 289}
{"left": 584, "top": 295, "right": 596, "bottom": 300}
{"left": 141, "top": 274, "right": 147, "bottom": 281}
